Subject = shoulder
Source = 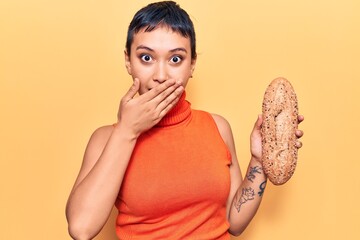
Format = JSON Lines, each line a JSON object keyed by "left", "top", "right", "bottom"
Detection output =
{"left": 210, "top": 113, "right": 233, "bottom": 145}
{"left": 192, "top": 110, "right": 234, "bottom": 144}
{"left": 89, "top": 125, "right": 114, "bottom": 144}
{"left": 210, "top": 113, "right": 232, "bottom": 134}
{"left": 210, "top": 113, "right": 231, "bottom": 128}
{"left": 70, "top": 124, "right": 116, "bottom": 190}
{"left": 76, "top": 124, "right": 115, "bottom": 172}
{"left": 84, "top": 124, "right": 115, "bottom": 157}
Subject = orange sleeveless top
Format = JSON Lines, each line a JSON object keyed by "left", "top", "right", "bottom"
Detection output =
{"left": 115, "top": 92, "right": 231, "bottom": 239}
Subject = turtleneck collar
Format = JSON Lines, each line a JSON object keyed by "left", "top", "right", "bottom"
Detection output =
{"left": 156, "top": 91, "right": 191, "bottom": 127}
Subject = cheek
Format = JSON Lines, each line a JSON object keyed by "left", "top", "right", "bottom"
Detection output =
{"left": 130, "top": 63, "right": 152, "bottom": 79}
{"left": 170, "top": 65, "right": 193, "bottom": 80}
{"left": 180, "top": 78, "right": 190, "bottom": 88}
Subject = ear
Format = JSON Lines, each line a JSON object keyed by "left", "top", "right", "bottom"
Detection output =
{"left": 190, "top": 58, "right": 197, "bottom": 78}
{"left": 124, "top": 50, "right": 132, "bottom": 75}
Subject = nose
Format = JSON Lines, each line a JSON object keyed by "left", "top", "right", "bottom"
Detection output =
{"left": 153, "top": 62, "right": 168, "bottom": 83}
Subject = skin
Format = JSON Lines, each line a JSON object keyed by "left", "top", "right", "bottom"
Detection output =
{"left": 65, "top": 26, "right": 304, "bottom": 239}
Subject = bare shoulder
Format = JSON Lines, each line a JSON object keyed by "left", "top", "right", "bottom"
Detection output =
{"left": 210, "top": 113, "right": 233, "bottom": 144}
{"left": 210, "top": 113, "right": 240, "bottom": 170}
{"left": 69, "top": 124, "right": 115, "bottom": 193}
{"left": 211, "top": 113, "right": 231, "bottom": 127}
{"left": 85, "top": 125, "right": 114, "bottom": 158}
{"left": 80, "top": 125, "right": 114, "bottom": 169}
{"left": 88, "top": 125, "right": 114, "bottom": 145}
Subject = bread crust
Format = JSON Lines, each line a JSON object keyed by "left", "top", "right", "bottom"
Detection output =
{"left": 261, "top": 77, "right": 298, "bottom": 185}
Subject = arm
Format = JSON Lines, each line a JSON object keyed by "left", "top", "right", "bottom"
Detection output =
{"left": 227, "top": 115, "right": 267, "bottom": 236}
{"left": 213, "top": 114, "right": 304, "bottom": 236}
{"left": 65, "top": 79, "right": 184, "bottom": 240}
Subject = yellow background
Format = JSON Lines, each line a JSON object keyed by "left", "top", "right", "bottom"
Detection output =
{"left": 1, "top": 0, "right": 359, "bottom": 239}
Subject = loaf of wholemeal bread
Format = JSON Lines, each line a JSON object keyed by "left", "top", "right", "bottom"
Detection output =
{"left": 261, "top": 77, "right": 298, "bottom": 185}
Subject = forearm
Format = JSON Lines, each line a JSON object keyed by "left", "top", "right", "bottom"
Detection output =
{"left": 228, "top": 157, "right": 267, "bottom": 236}
{"left": 66, "top": 125, "right": 137, "bottom": 239}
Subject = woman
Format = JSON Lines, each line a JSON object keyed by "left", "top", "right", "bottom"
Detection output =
{"left": 66, "top": 1, "right": 304, "bottom": 239}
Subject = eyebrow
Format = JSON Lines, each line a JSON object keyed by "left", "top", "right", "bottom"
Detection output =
{"left": 136, "top": 45, "right": 188, "bottom": 54}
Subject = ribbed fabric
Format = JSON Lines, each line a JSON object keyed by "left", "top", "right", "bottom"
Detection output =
{"left": 155, "top": 92, "right": 191, "bottom": 127}
{"left": 115, "top": 92, "right": 232, "bottom": 240}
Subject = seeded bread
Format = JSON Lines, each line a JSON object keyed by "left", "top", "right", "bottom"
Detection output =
{"left": 261, "top": 77, "right": 298, "bottom": 185}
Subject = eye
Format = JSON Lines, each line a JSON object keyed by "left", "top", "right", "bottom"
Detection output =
{"left": 170, "top": 56, "right": 182, "bottom": 64}
{"left": 140, "top": 54, "right": 152, "bottom": 62}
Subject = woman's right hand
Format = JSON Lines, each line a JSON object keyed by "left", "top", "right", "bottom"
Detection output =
{"left": 117, "top": 78, "right": 184, "bottom": 138}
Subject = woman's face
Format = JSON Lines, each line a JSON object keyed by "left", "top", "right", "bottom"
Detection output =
{"left": 125, "top": 26, "right": 196, "bottom": 95}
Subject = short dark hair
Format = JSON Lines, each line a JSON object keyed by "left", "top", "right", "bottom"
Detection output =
{"left": 126, "top": 1, "right": 197, "bottom": 60}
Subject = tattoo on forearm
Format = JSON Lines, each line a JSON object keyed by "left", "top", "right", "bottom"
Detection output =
{"left": 258, "top": 181, "right": 267, "bottom": 197}
{"left": 246, "top": 166, "right": 262, "bottom": 182}
{"left": 233, "top": 187, "right": 255, "bottom": 213}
